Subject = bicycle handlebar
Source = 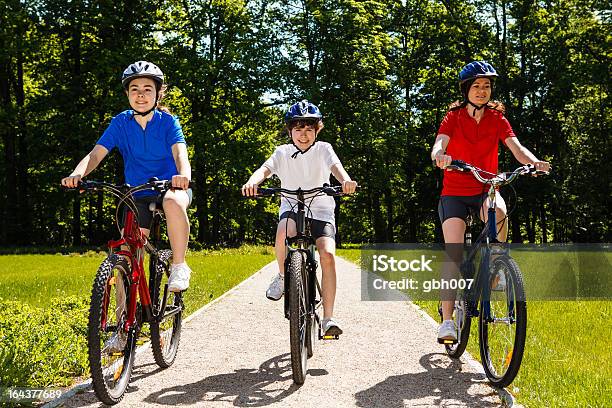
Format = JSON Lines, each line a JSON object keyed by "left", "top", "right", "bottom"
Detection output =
{"left": 255, "top": 184, "right": 346, "bottom": 197}
{"left": 444, "top": 160, "right": 548, "bottom": 187}
{"left": 65, "top": 178, "right": 194, "bottom": 195}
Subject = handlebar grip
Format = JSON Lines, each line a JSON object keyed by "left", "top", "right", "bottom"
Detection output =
{"left": 447, "top": 160, "right": 469, "bottom": 171}
{"left": 524, "top": 164, "right": 550, "bottom": 176}
{"left": 162, "top": 180, "right": 195, "bottom": 190}
{"left": 256, "top": 187, "right": 275, "bottom": 197}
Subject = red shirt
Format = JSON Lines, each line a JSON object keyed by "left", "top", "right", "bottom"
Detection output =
{"left": 437, "top": 107, "right": 515, "bottom": 196}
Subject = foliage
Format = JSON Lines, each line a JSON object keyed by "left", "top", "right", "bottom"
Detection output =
{"left": 0, "top": 246, "right": 274, "bottom": 387}
{"left": 0, "top": 0, "right": 609, "bottom": 246}
{"left": 0, "top": 296, "right": 89, "bottom": 387}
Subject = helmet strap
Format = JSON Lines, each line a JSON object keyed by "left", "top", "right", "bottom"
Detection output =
{"left": 291, "top": 140, "right": 316, "bottom": 159}
{"left": 132, "top": 107, "right": 156, "bottom": 118}
{"left": 467, "top": 100, "right": 486, "bottom": 116}
{"left": 131, "top": 93, "right": 159, "bottom": 118}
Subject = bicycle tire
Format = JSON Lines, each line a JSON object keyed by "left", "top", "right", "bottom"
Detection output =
{"left": 88, "top": 255, "right": 137, "bottom": 405}
{"left": 288, "top": 250, "right": 308, "bottom": 384}
{"left": 479, "top": 255, "right": 527, "bottom": 387}
{"left": 149, "top": 249, "right": 183, "bottom": 368}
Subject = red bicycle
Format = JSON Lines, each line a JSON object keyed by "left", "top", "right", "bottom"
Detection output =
{"left": 67, "top": 179, "right": 189, "bottom": 404}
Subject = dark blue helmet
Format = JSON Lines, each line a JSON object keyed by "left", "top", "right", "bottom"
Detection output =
{"left": 284, "top": 100, "right": 322, "bottom": 123}
{"left": 459, "top": 61, "right": 498, "bottom": 83}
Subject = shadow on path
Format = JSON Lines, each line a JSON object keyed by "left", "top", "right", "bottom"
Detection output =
{"left": 144, "top": 353, "right": 326, "bottom": 406}
{"left": 355, "top": 353, "right": 498, "bottom": 408}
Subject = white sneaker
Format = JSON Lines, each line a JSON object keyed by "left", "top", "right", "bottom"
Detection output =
{"left": 437, "top": 319, "right": 457, "bottom": 343}
{"left": 104, "top": 332, "right": 127, "bottom": 354}
{"left": 266, "top": 273, "right": 284, "bottom": 301}
{"left": 322, "top": 317, "right": 343, "bottom": 337}
{"left": 168, "top": 263, "right": 191, "bottom": 292}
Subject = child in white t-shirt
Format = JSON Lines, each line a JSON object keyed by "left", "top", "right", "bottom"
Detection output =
{"left": 241, "top": 100, "right": 357, "bottom": 336}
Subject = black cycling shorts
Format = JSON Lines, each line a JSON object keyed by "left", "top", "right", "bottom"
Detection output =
{"left": 121, "top": 189, "right": 193, "bottom": 230}
{"left": 438, "top": 193, "right": 487, "bottom": 224}
{"left": 280, "top": 211, "right": 336, "bottom": 240}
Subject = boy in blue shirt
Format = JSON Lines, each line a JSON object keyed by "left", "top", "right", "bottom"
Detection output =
{"left": 61, "top": 61, "right": 193, "bottom": 294}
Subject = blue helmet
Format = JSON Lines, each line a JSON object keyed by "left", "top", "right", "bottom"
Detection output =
{"left": 459, "top": 61, "right": 498, "bottom": 83}
{"left": 284, "top": 100, "right": 322, "bottom": 123}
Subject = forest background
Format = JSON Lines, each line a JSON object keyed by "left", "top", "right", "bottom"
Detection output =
{"left": 1, "top": 0, "right": 609, "bottom": 249}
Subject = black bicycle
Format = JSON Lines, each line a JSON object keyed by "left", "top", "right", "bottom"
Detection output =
{"left": 254, "top": 184, "right": 346, "bottom": 385}
{"left": 67, "top": 179, "right": 189, "bottom": 404}
{"left": 437, "top": 160, "right": 548, "bottom": 387}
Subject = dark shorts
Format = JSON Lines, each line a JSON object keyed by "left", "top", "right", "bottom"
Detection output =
{"left": 438, "top": 194, "right": 487, "bottom": 224}
{"left": 280, "top": 211, "right": 336, "bottom": 240}
{"left": 121, "top": 189, "right": 193, "bottom": 230}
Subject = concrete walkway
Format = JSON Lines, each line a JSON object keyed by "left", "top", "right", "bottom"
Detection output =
{"left": 57, "top": 257, "right": 503, "bottom": 407}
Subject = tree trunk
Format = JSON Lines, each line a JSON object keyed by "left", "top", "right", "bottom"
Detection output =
{"left": 511, "top": 216, "right": 522, "bottom": 243}
{"left": 0, "top": 52, "right": 19, "bottom": 245}
{"left": 15, "top": 47, "right": 31, "bottom": 245}
{"left": 540, "top": 201, "right": 547, "bottom": 243}
{"left": 385, "top": 187, "right": 394, "bottom": 243}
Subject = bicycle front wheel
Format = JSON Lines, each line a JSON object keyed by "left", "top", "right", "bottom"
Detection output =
{"left": 88, "top": 255, "right": 137, "bottom": 405}
{"left": 288, "top": 250, "right": 308, "bottom": 384}
{"left": 150, "top": 249, "right": 183, "bottom": 368}
{"left": 479, "top": 255, "right": 527, "bottom": 387}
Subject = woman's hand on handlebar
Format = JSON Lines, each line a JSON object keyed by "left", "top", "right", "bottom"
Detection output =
{"left": 434, "top": 153, "right": 452, "bottom": 169}
{"left": 61, "top": 175, "right": 82, "bottom": 189}
{"left": 531, "top": 160, "right": 551, "bottom": 175}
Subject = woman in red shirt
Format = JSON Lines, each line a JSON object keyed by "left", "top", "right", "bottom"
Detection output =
{"left": 430, "top": 61, "right": 550, "bottom": 342}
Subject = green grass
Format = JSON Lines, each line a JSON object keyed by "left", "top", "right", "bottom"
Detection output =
{"left": 0, "top": 246, "right": 274, "bottom": 388}
{"left": 0, "top": 246, "right": 274, "bottom": 312}
{"left": 337, "top": 248, "right": 612, "bottom": 408}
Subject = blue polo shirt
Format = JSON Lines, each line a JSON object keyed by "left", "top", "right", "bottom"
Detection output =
{"left": 96, "top": 110, "right": 186, "bottom": 196}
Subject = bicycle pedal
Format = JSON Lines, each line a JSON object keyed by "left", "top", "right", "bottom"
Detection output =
{"left": 321, "top": 334, "right": 340, "bottom": 340}
{"left": 438, "top": 338, "right": 458, "bottom": 345}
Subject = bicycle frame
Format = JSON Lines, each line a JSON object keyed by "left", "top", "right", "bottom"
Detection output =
{"left": 283, "top": 188, "right": 319, "bottom": 320}
{"left": 103, "top": 209, "right": 153, "bottom": 333}
{"left": 95, "top": 182, "right": 181, "bottom": 335}
{"left": 455, "top": 163, "right": 532, "bottom": 319}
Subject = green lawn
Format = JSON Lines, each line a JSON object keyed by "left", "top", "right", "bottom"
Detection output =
{"left": 0, "top": 246, "right": 274, "bottom": 388}
{"left": 337, "top": 248, "right": 611, "bottom": 408}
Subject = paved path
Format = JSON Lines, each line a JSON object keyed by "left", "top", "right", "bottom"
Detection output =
{"left": 58, "top": 257, "right": 503, "bottom": 407}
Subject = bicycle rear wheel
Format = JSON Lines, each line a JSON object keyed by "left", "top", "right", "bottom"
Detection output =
{"left": 150, "top": 249, "right": 183, "bottom": 368}
{"left": 479, "top": 255, "right": 527, "bottom": 387}
{"left": 288, "top": 250, "right": 308, "bottom": 384}
{"left": 88, "top": 255, "right": 137, "bottom": 405}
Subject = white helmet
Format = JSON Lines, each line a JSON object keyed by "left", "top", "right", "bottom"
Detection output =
{"left": 121, "top": 61, "right": 164, "bottom": 89}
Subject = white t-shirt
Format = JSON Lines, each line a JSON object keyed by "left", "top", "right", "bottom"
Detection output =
{"left": 263, "top": 142, "right": 341, "bottom": 224}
